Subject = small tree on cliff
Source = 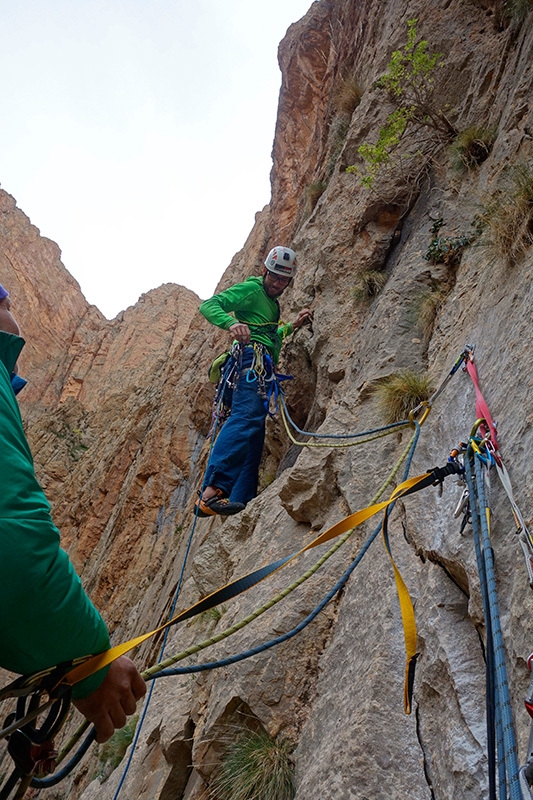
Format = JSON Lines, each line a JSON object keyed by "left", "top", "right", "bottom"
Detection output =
{"left": 347, "top": 19, "right": 457, "bottom": 187}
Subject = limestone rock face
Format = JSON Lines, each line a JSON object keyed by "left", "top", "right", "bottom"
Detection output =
{"left": 2, "top": 1, "right": 533, "bottom": 799}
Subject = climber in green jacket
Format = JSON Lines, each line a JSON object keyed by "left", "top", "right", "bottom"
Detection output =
{"left": 196, "top": 246, "right": 313, "bottom": 517}
{"left": 0, "top": 285, "right": 146, "bottom": 743}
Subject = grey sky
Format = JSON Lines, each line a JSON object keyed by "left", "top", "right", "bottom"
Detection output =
{"left": 0, "top": 0, "right": 312, "bottom": 317}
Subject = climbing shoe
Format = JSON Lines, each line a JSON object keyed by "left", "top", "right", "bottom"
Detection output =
{"left": 195, "top": 489, "right": 245, "bottom": 518}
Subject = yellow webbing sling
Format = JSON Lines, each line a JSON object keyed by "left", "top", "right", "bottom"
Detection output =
{"left": 62, "top": 471, "right": 434, "bottom": 709}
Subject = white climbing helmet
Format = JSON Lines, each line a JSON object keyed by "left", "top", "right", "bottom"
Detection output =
{"left": 264, "top": 246, "right": 297, "bottom": 278}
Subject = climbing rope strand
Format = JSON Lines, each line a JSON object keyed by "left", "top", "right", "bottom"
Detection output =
{"left": 279, "top": 347, "right": 468, "bottom": 447}
{"left": 279, "top": 393, "right": 409, "bottom": 440}
{"left": 465, "top": 453, "right": 498, "bottom": 800}
{"left": 279, "top": 397, "right": 410, "bottom": 448}
{"left": 472, "top": 450, "right": 521, "bottom": 799}
{"left": 114, "top": 506, "right": 202, "bottom": 800}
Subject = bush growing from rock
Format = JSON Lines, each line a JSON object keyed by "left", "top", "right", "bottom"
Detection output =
{"left": 209, "top": 728, "right": 295, "bottom": 800}
{"left": 372, "top": 370, "right": 435, "bottom": 423}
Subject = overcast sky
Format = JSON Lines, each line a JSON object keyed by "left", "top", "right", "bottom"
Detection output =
{"left": 0, "top": 0, "right": 312, "bottom": 318}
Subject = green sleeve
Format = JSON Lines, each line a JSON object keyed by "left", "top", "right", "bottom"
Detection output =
{"left": 0, "top": 353, "right": 110, "bottom": 699}
{"left": 278, "top": 322, "right": 294, "bottom": 341}
{"left": 199, "top": 278, "right": 287, "bottom": 362}
{"left": 199, "top": 282, "right": 255, "bottom": 330}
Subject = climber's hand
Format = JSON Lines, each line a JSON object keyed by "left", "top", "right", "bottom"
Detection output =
{"left": 229, "top": 322, "right": 251, "bottom": 344}
{"left": 293, "top": 308, "right": 314, "bottom": 329}
{"left": 73, "top": 656, "right": 146, "bottom": 743}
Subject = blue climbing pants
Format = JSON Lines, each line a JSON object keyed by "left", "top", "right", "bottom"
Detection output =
{"left": 204, "top": 346, "right": 273, "bottom": 506}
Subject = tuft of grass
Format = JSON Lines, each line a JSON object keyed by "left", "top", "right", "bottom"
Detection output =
{"left": 97, "top": 715, "right": 138, "bottom": 781}
{"left": 503, "top": 0, "right": 533, "bottom": 22}
{"left": 332, "top": 75, "right": 362, "bottom": 116}
{"left": 450, "top": 126, "right": 495, "bottom": 172}
{"left": 411, "top": 288, "right": 449, "bottom": 341}
{"left": 373, "top": 370, "right": 435, "bottom": 423}
{"left": 479, "top": 162, "right": 533, "bottom": 265}
{"left": 209, "top": 729, "right": 295, "bottom": 800}
{"left": 352, "top": 269, "right": 388, "bottom": 302}
{"left": 326, "top": 114, "right": 351, "bottom": 176}
{"left": 305, "top": 181, "right": 327, "bottom": 213}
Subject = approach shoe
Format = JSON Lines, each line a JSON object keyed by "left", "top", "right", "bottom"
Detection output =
{"left": 195, "top": 489, "right": 245, "bottom": 518}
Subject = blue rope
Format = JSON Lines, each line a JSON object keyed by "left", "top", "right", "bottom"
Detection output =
{"left": 149, "top": 524, "right": 381, "bottom": 679}
{"left": 280, "top": 393, "right": 408, "bottom": 439}
{"left": 110, "top": 401, "right": 231, "bottom": 799}
{"left": 496, "top": 696, "right": 507, "bottom": 800}
{"left": 464, "top": 453, "right": 497, "bottom": 800}
{"left": 30, "top": 729, "right": 96, "bottom": 789}
{"left": 474, "top": 452, "right": 521, "bottom": 800}
{"left": 111, "top": 509, "right": 201, "bottom": 800}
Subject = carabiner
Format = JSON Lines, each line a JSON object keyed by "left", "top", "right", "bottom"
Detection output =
{"left": 408, "top": 400, "right": 431, "bottom": 429}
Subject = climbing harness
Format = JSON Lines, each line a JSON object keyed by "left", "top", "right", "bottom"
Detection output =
{"left": 208, "top": 340, "right": 277, "bottom": 437}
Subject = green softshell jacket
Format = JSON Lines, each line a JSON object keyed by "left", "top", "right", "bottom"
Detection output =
{"left": 199, "top": 276, "right": 294, "bottom": 364}
{"left": 0, "top": 332, "right": 110, "bottom": 698}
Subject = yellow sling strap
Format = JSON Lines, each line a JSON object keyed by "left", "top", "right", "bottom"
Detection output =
{"left": 381, "top": 502, "right": 418, "bottom": 714}
{"left": 62, "top": 471, "right": 433, "bottom": 693}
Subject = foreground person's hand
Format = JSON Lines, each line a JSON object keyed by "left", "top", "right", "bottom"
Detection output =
{"left": 73, "top": 656, "right": 146, "bottom": 743}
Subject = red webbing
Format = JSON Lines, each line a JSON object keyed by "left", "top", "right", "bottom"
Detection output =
{"left": 465, "top": 358, "right": 498, "bottom": 449}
